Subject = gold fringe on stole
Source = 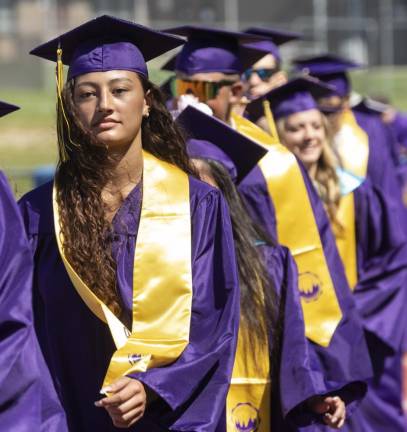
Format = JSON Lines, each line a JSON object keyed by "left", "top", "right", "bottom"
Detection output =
{"left": 53, "top": 150, "right": 193, "bottom": 390}
{"left": 231, "top": 112, "right": 342, "bottom": 347}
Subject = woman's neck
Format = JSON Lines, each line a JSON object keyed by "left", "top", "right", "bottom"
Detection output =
{"left": 102, "top": 138, "right": 143, "bottom": 221}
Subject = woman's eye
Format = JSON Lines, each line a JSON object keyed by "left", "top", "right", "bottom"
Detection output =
{"left": 113, "top": 88, "right": 128, "bottom": 95}
{"left": 79, "top": 92, "right": 95, "bottom": 99}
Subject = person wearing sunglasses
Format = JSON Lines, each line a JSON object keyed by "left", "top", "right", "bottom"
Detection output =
{"left": 241, "top": 27, "right": 301, "bottom": 100}
{"left": 161, "top": 26, "right": 265, "bottom": 123}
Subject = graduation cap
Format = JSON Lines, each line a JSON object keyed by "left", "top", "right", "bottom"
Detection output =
{"left": 161, "top": 53, "right": 178, "bottom": 72}
{"left": 292, "top": 54, "right": 362, "bottom": 97}
{"left": 176, "top": 105, "right": 267, "bottom": 183}
{"left": 247, "top": 76, "right": 334, "bottom": 121}
{"left": 243, "top": 27, "right": 302, "bottom": 62}
{"left": 350, "top": 92, "right": 389, "bottom": 116}
{"left": 0, "top": 100, "right": 19, "bottom": 118}
{"left": 30, "top": 15, "right": 185, "bottom": 80}
{"left": 162, "top": 25, "right": 266, "bottom": 75}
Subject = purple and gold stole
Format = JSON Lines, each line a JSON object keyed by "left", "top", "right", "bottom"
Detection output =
{"left": 231, "top": 111, "right": 342, "bottom": 347}
{"left": 53, "top": 150, "right": 193, "bottom": 391}
{"left": 333, "top": 108, "right": 369, "bottom": 179}
{"left": 227, "top": 323, "right": 270, "bottom": 431}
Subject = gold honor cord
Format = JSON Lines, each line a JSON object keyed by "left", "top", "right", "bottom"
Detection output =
{"left": 333, "top": 193, "right": 358, "bottom": 291}
{"left": 334, "top": 109, "right": 369, "bottom": 178}
{"left": 227, "top": 326, "right": 271, "bottom": 432}
{"left": 231, "top": 113, "right": 342, "bottom": 347}
{"left": 53, "top": 150, "right": 193, "bottom": 389}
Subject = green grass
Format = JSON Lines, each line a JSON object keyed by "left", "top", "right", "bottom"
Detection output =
{"left": 1, "top": 66, "right": 407, "bottom": 197}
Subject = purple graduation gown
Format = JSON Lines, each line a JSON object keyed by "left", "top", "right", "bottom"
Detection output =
{"left": 353, "top": 109, "right": 407, "bottom": 221}
{"left": 342, "top": 179, "right": 407, "bottom": 431}
{"left": 238, "top": 160, "right": 371, "bottom": 425}
{"left": 18, "top": 176, "right": 240, "bottom": 432}
{"left": 0, "top": 171, "right": 67, "bottom": 432}
{"left": 259, "top": 245, "right": 365, "bottom": 431}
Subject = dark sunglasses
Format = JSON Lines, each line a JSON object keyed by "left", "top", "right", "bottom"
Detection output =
{"left": 173, "top": 78, "right": 236, "bottom": 102}
{"left": 242, "top": 67, "right": 279, "bottom": 82}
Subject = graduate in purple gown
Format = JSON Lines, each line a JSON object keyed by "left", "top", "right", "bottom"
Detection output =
{"left": 270, "top": 78, "right": 407, "bottom": 431}
{"left": 163, "top": 27, "right": 371, "bottom": 426}
{"left": 18, "top": 16, "right": 240, "bottom": 431}
{"left": 292, "top": 54, "right": 406, "bottom": 220}
{"left": 0, "top": 100, "right": 68, "bottom": 431}
{"left": 177, "top": 105, "right": 355, "bottom": 430}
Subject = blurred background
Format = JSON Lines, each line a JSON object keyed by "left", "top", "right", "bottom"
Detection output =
{"left": 1, "top": 0, "right": 407, "bottom": 196}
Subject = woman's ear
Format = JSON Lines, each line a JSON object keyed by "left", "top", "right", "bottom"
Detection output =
{"left": 143, "top": 90, "right": 151, "bottom": 117}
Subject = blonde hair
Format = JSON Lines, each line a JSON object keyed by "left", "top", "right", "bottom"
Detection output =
{"left": 277, "top": 112, "right": 343, "bottom": 229}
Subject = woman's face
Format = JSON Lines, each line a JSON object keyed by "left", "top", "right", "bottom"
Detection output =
{"left": 280, "top": 109, "right": 326, "bottom": 168}
{"left": 73, "top": 70, "right": 149, "bottom": 149}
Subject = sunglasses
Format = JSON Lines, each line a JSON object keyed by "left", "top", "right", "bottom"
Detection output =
{"left": 242, "top": 68, "right": 279, "bottom": 82}
{"left": 173, "top": 78, "right": 236, "bottom": 102}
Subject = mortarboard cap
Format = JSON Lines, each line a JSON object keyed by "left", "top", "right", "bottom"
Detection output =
{"left": 243, "top": 27, "right": 302, "bottom": 62}
{"left": 30, "top": 15, "right": 185, "bottom": 81}
{"left": 247, "top": 76, "right": 334, "bottom": 120}
{"left": 292, "top": 54, "right": 362, "bottom": 97}
{"left": 162, "top": 25, "right": 266, "bottom": 75}
{"left": 176, "top": 105, "right": 267, "bottom": 183}
{"left": 0, "top": 100, "right": 19, "bottom": 118}
{"left": 161, "top": 53, "right": 178, "bottom": 72}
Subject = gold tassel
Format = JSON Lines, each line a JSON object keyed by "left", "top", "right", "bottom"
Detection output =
{"left": 56, "top": 46, "right": 78, "bottom": 162}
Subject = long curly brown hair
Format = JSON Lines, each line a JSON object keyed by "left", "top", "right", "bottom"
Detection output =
{"left": 55, "top": 74, "right": 195, "bottom": 319}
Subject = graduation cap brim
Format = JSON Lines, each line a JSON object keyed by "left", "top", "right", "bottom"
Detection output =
{"left": 246, "top": 76, "right": 335, "bottom": 118}
{"left": 162, "top": 25, "right": 264, "bottom": 45}
{"left": 0, "top": 100, "right": 20, "bottom": 118}
{"left": 177, "top": 105, "right": 267, "bottom": 183}
{"left": 30, "top": 15, "right": 185, "bottom": 65}
{"left": 293, "top": 53, "right": 362, "bottom": 75}
{"left": 160, "top": 31, "right": 266, "bottom": 74}
{"left": 161, "top": 53, "right": 178, "bottom": 72}
{"left": 239, "top": 45, "right": 272, "bottom": 72}
{"left": 244, "top": 26, "right": 302, "bottom": 46}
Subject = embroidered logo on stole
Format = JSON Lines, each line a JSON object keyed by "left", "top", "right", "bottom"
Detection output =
{"left": 231, "top": 403, "right": 260, "bottom": 432}
{"left": 298, "top": 272, "right": 322, "bottom": 301}
{"left": 231, "top": 111, "right": 342, "bottom": 347}
{"left": 227, "top": 325, "right": 270, "bottom": 432}
{"left": 53, "top": 150, "right": 193, "bottom": 390}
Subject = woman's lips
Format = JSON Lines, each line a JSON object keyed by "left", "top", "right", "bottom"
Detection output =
{"left": 94, "top": 119, "right": 119, "bottom": 130}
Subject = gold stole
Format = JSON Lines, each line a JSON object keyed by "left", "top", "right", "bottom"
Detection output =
{"left": 53, "top": 150, "right": 193, "bottom": 390}
{"left": 333, "top": 193, "right": 358, "bottom": 290}
{"left": 226, "top": 324, "right": 270, "bottom": 432}
{"left": 333, "top": 109, "right": 369, "bottom": 178}
{"left": 231, "top": 112, "right": 342, "bottom": 347}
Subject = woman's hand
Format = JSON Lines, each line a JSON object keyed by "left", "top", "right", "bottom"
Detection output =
{"left": 95, "top": 377, "right": 146, "bottom": 428}
{"left": 307, "top": 395, "right": 346, "bottom": 429}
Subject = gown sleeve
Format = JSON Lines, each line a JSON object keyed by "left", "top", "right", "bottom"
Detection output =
{"left": 354, "top": 180, "right": 407, "bottom": 352}
{"left": 0, "top": 173, "right": 67, "bottom": 432}
{"left": 130, "top": 185, "right": 240, "bottom": 431}
{"left": 263, "top": 245, "right": 365, "bottom": 430}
